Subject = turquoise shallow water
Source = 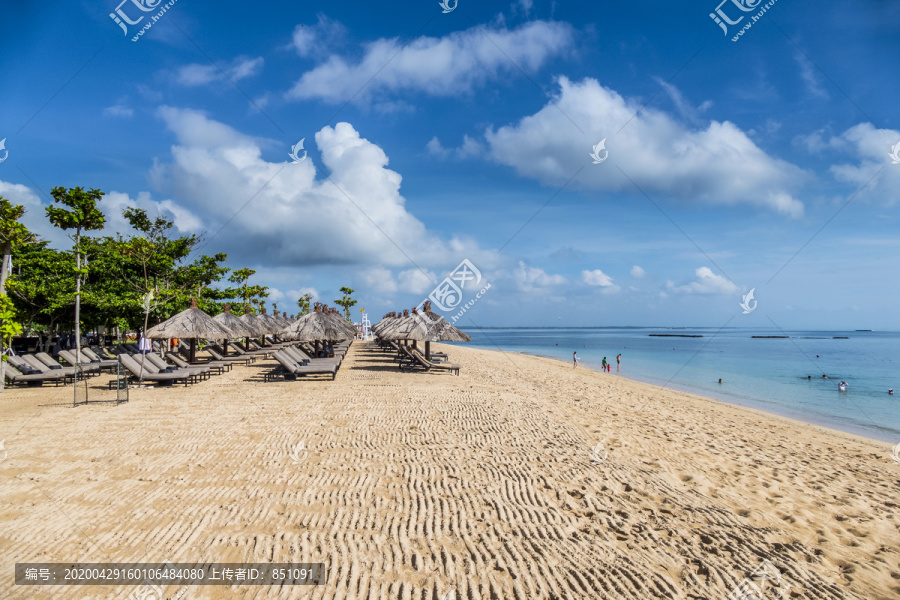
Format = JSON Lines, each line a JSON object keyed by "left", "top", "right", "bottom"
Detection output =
{"left": 450, "top": 327, "right": 900, "bottom": 442}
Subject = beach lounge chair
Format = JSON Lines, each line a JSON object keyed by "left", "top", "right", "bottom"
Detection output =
{"left": 211, "top": 343, "right": 264, "bottom": 361}
{"left": 166, "top": 352, "right": 228, "bottom": 375}
{"left": 4, "top": 363, "right": 66, "bottom": 386}
{"left": 81, "top": 348, "right": 119, "bottom": 372}
{"left": 20, "top": 354, "right": 77, "bottom": 382}
{"left": 204, "top": 346, "right": 254, "bottom": 366}
{"left": 118, "top": 354, "right": 196, "bottom": 387}
{"left": 57, "top": 350, "right": 102, "bottom": 376}
{"left": 143, "top": 352, "right": 211, "bottom": 380}
{"left": 268, "top": 350, "right": 337, "bottom": 381}
{"left": 284, "top": 346, "right": 341, "bottom": 367}
{"left": 403, "top": 348, "right": 460, "bottom": 375}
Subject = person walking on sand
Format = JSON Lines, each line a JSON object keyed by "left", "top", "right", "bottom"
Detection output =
{"left": 602, "top": 357, "right": 608, "bottom": 371}
{"left": 573, "top": 352, "right": 579, "bottom": 368}
{"left": 616, "top": 353, "right": 621, "bottom": 372}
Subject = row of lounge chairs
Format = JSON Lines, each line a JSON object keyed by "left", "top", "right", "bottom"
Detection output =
{"left": 265, "top": 341, "right": 351, "bottom": 381}
{"left": 4, "top": 336, "right": 351, "bottom": 387}
{"left": 5, "top": 348, "right": 117, "bottom": 386}
{"left": 376, "top": 340, "right": 461, "bottom": 375}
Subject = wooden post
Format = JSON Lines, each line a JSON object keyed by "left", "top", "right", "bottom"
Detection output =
{"left": 189, "top": 338, "right": 197, "bottom": 363}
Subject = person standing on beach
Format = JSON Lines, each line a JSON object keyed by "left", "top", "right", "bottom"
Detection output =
{"left": 602, "top": 357, "right": 607, "bottom": 371}
{"left": 573, "top": 352, "right": 579, "bottom": 368}
{"left": 616, "top": 354, "right": 621, "bottom": 372}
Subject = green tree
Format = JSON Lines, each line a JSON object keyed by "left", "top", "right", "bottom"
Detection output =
{"left": 81, "top": 208, "right": 229, "bottom": 335}
{"left": 297, "top": 293, "right": 313, "bottom": 317}
{"left": 7, "top": 240, "right": 75, "bottom": 344}
{"left": 46, "top": 187, "right": 106, "bottom": 363}
{"left": 0, "top": 198, "right": 33, "bottom": 391}
{"left": 227, "top": 268, "right": 268, "bottom": 315}
{"left": 334, "top": 286, "right": 358, "bottom": 321}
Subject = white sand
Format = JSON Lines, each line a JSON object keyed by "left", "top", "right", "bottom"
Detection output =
{"left": 1, "top": 343, "right": 898, "bottom": 599}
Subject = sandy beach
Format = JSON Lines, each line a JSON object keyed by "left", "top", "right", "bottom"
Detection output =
{"left": 1, "top": 342, "right": 898, "bottom": 600}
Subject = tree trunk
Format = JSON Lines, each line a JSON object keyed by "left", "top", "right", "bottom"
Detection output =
{"left": 0, "top": 243, "right": 9, "bottom": 393}
{"left": 74, "top": 227, "right": 82, "bottom": 364}
{"left": 74, "top": 228, "right": 82, "bottom": 406}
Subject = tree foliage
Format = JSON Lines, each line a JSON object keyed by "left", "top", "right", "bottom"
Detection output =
{"left": 0, "top": 187, "right": 363, "bottom": 352}
{"left": 335, "top": 286, "right": 358, "bottom": 320}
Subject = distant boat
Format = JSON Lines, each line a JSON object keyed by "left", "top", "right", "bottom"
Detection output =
{"left": 833, "top": 336, "right": 849, "bottom": 339}
{"left": 855, "top": 329, "right": 873, "bottom": 332}
{"left": 649, "top": 334, "right": 703, "bottom": 338}
{"left": 752, "top": 335, "right": 788, "bottom": 339}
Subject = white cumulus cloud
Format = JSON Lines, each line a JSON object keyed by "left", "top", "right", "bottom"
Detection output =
{"left": 486, "top": 77, "right": 808, "bottom": 217}
{"left": 151, "top": 107, "right": 458, "bottom": 268}
{"left": 829, "top": 123, "right": 900, "bottom": 205}
{"left": 515, "top": 261, "right": 566, "bottom": 293}
{"left": 667, "top": 267, "right": 738, "bottom": 295}
{"left": 286, "top": 20, "right": 574, "bottom": 103}
{"left": 176, "top": 56, "right": 264, "bottom": 87}
{"left": 582, "top": 269, "right": 620, "bottom": 293}
{"left": 631, "top": 265, "right": 645, "bottom": 278}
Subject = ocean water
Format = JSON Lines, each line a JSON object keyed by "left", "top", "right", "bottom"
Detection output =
{"left": 451, "top": 327, "right": 900, "bottom": 442}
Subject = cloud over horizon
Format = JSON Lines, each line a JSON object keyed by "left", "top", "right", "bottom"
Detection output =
{"left": 486, "top": 77, "right": 809, "bottom": 217}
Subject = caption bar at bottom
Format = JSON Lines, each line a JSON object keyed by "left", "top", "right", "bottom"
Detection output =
{"left": 15, "top": 563, "right": 326, "bottom": 585}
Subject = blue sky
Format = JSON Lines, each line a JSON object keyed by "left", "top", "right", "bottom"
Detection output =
{"left": 1, "top": 0, "right": 898, "bottom": 329}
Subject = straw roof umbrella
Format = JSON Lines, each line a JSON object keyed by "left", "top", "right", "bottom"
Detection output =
{"left": 281, "top": 303, "right": 353, "bottom": 355}
{"left": 212, "top": 304, "right": 253, "bottom": 353}
{"left": 324, "top": 305, "right": 358, "bottom": 338}
{"left": 418, "top": 301, "right": 471, "bottom": 358}
{"left": 145, "top": 297, "right": 236, "bottom": 363}
{"left": 370, "top": 312, "right": 398, "bottom": 336}
{"left": 258, "top": 308, "right": 285, "bottom": 343}
{"left": 381, "top": 303, "right": 470, "bottom": 359}
{"left": 377, "top": 309, "right": 418, "bottom": 339}
{"left": 272, "top": 310, "right": 294, "bottom": 340}
{"left": 238, "top": 306, "right": 271, "bottom": 348}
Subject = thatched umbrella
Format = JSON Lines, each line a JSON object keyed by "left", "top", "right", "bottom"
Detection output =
{"left": 257, "top": 308, "right": 284, "bottom": 344}
{"left": 377, "top": 309, "right": 415, "bottom": 339}
{"left": 239, "top": 306, "right": 270, "bottom": 348}
{"left": 212, "top": 304, "right": 253, "bottom": 354}
{"left": 370, "top": 312, "right": 400, "bottom": 337}
{"left": 281, "top": 303, "right": 353, "bottom": 355}
{"left": 418, "top": 300, "right": 471, "bottom": 359}
{"left": 381, "top": 303, "right": 470, "bottom": 359}
{"left": 145, "top": 297, "right": 236, "bottom": 363}
{"left": 272, "top": 310, "right": 293, "bottom": 340}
